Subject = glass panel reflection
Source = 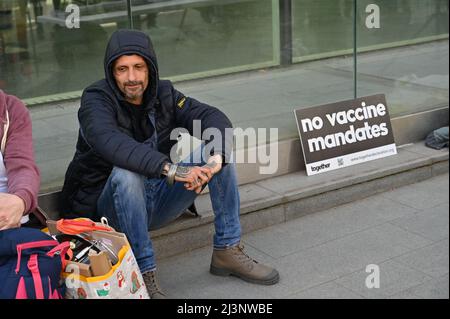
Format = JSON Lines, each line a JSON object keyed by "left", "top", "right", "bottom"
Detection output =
{"left": 356, "top": 0, "right": 449, "bottom": 117}
{"left": 0, "top": 0, "right": 126, "bottom": 101}
{"left": 135, "top": 0, "right": 278, "bottom": 79}
{"left": 0, "top": 0, "right": 279, "bottom": 102}
{"left": 292, "top": 0, "right": 354, "bottom": 61}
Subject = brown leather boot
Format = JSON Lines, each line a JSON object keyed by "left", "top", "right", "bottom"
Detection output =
{"left": 210, "top": 244, "right": 279, "bottom": 285}
{"left": 142, "top": 270, "right": 167, "bottom": 299}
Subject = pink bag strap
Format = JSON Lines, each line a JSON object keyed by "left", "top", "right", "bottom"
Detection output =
{"left": 15, "top": 277, "right": 28, "bottom": 299}
{"left": 47, "top": 241, "right": 72, "bottom": 269}
{"left": 27, "top": 254, "right": 44, "bottom": 299}
{"left": 15, "top": 240, "right": 58, "bottom": 273}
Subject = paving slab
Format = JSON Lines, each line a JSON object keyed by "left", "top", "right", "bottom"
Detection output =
{"left": 154, "top": 172, "right": 448, "bottom": 299}
{"left": 401, "top": 274, "right": 450, "bottom": 299}
{"left": 393, "top": 239, "right": 449, "bottom": 279}
{"left": 381, "top": 173, "right": 449, "bottom": 210}
{"left": 286, "top": 281, "right": 364, "bottom": 299}
{"left": 157, "top": 241, "right": 281, "bottom": 299}
{"left": 335, "top": 260, "right": 433, "bottom": 299}
{"left": 264, "top": 223, "right": 432, "bottom": 296}
{"left": 390, "top": 202, "right": 449, "bottom": 242}
{"left": 243, "top": 194, "right": 418, "bottom": 259}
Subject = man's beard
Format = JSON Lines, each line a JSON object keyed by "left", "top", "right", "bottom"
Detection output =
{"left": 124, "top": 81, "right": 145, "bottom": 101}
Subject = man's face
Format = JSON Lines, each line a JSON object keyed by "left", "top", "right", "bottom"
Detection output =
{"left": 113, "top": 54, "right": 149, "bottom": 105}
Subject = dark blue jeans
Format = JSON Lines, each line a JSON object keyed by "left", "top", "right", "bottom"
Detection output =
{"left": 97, "top": 149, "right": 241, "bottom": 273}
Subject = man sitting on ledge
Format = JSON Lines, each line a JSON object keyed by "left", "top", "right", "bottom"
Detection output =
{"left": 60, "top": 29, "right": 279, "bottom": 298}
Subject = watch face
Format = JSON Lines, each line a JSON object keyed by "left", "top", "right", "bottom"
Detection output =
{"left": 54, "top": 234, "right": 101, "bottom": 264}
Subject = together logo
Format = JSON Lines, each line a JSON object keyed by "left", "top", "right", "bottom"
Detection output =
{"left": 311, "top": 163, "right": 330, "bottom": 173}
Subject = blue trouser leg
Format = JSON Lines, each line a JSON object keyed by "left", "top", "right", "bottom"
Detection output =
{"left": 148, "top": 156, "right": 242, "bottom": 248}
{"left": 97, "top": 149, "right": 241, "bottom": 273}
{"left": 97, "top": 167, "right": 157, "bottom": 273}
{"left": 207, "top": 160, "right": 242, "bottom": 248}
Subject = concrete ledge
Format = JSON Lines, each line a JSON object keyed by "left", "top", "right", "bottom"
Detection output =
{"left": 150, "top": 143, "right": 449, "bottom": 260}
{"left": 37, "top": 142, "right": 448, "bottom": 260}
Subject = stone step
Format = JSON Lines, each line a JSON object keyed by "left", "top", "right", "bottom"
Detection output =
{"left": 150, "top": 143, "right": 448, "bottom": 261}
{"left": 37, "top": 143, "right": 449, "bottom": 262}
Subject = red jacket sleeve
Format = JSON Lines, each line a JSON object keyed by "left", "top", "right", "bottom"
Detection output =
{"left": 3, "top": 95, "right": 40, "bottom": 214}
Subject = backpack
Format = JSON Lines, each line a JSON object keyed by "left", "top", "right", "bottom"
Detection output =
{"left": 0, "top": 227, "right": 70, "bottom": 299}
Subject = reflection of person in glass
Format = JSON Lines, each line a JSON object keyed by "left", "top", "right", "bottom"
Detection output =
{"left": 0, "top": 1, "right": 27, "bottom": 49}
{"left": 0, "top": 0, "right": 34, "bottom": 87}
{"left": 294, "top": 0, "right": 353, "bottom": 55}
{"left": 61, "top": 29, "right": 280, "bottom": 299}
{"left": 0, "top": 2, "right": 13, "bottom": 75}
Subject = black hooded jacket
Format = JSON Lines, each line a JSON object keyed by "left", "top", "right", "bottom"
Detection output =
{"left": 60, "top": 29, "right": 233, "bottom": 219}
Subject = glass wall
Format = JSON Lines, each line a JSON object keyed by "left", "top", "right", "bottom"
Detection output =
{"left": 292, "top": 0, "right": 354, "bottom": 61}
{"left": 355, "top": 0, "right": 449, "bottom": 117}
{"left": 0, "top": 0, "right": 279, "bottom": 102}
{"left": 0, "top": 0, "right": 447, "bottom": 189}
{"left": 0, "top": 0, "right": 126, "bottom": 102}
{"left": 279, "top": 0, "right": 355, "bottom": 141}
{"left": 357, "top": 0, "right": 449, "bottom": 49}
{"left": 148, "top": 0, "right": 279, "bottom": 80}
{"left": 290, "top": 0, "right": 449, "bottom": 119}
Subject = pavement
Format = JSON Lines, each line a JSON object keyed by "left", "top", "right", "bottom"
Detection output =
{"left": 156, "top": 172, "right": 449, "bottom": 299}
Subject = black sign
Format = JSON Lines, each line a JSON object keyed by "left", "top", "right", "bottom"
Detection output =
{"left": 294, "top": 94, "right": 397, "bottom": 175}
